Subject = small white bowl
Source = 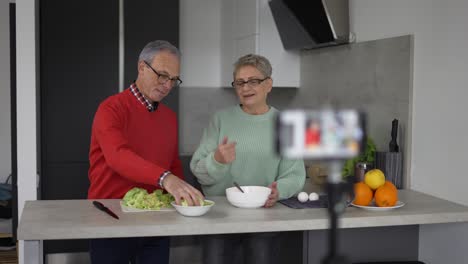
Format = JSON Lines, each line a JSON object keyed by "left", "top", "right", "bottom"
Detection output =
{"left": 226, "top": 186, "right": 271, "bottom": 209}
{"left": 171, "top": 200, "right": 215, "bottom": 217}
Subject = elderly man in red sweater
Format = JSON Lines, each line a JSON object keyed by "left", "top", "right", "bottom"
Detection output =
{"left": 88, "top": 40, "right": 203, "bottom": 264}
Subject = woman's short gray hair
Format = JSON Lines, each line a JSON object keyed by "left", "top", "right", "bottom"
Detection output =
{"left": 233, "top": 54, "right": 272, "bottom": 79}
{"left": 138, "top": 40, "right": 180, "bottom": 63}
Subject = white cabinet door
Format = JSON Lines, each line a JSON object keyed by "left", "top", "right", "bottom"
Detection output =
{"left": 235, "top": 34, "right": 258, "bottom": 58}
{"left": 221, "top": 0, "right": 300, "bottom": 87}
{"left": 181, "top": 0, "right": 223, "bottom": 87}
{"left": 258, "top": 0, "right": 300, "bottom": 87}
{"left": 234, "top": 0, "right": 258, "bottom": 39}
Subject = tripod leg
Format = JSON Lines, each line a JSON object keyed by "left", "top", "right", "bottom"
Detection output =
{"left": 321, "top": 162, "right": 351, "bottom": 264}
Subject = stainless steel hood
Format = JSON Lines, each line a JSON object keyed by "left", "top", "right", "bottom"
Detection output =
{"left": 269, "top": 0, "right": 350, "bottom": 50}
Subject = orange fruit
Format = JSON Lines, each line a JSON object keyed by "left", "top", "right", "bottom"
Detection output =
{"left": 374, "top": 185, "right": 398, "bottom": 207}
{"left": 353, "top": 182, "right": 373, "bottom": 206}
{"left": 383, "top": 181, "right": 397, "bottom": 192}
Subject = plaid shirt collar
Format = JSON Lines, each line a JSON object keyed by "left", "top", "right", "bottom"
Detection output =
{"left": 130, "top": 83, "right": 159, "bottom": 112}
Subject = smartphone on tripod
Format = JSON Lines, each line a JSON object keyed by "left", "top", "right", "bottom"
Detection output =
{"left": 275, "top": 108, "right": 366, "bottom": 264}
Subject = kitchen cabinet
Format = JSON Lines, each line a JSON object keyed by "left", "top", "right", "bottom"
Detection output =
{"left": 124, "top": 0, "right": 179, "bottom": 113}
{"left": 235, "top": 35, "right": 257, "bottom": 60}
{"left": 233, "top": 0, "right": 258, "bottom": 38}
{"left": 222, "top": 0, "right": 300, "bottom": 87}
{"left": 39, "top": 0, "right": 119, "bottom": 255}
{"left": 180, "top": 0, "right": 299, "bottom": 87}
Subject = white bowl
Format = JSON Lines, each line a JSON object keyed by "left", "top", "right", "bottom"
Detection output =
{"left": 171, "top": 200, "right": 215, "bottom": 217}
{"left": 225, "top": 186, "right": 271, "bottom": 208}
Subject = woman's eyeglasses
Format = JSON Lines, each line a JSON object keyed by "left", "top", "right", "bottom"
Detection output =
{"left": 231, "top": 77, "right": 270, "bottom": 89}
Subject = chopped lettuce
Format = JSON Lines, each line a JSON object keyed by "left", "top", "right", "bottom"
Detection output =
{"left": 122, "top": 187, "right": 175, "bottom": 210}
{"left": 202, "top": 200, "right": 214, "bottom": 206}
{"left": 181, "top": 198, "right": 212, "bottom": 206}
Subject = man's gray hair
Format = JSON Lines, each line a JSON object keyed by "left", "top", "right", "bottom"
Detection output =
{"left": 233, "top": 54, "right": 272, "bottom": 79}
{"left": 138, "top": 40, "right": 180, "bottom": 63}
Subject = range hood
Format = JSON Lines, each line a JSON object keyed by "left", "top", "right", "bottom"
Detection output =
{"left": 269, "top": 0, "right": 350, "bottom": 50}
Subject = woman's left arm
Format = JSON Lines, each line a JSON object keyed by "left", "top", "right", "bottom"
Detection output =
{"left": 275, "top": 159, "right": 306, "bottom": 200}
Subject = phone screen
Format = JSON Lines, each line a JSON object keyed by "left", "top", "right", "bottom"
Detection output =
{"left": 276, "top": 109, "right": 365, "bottom": 160}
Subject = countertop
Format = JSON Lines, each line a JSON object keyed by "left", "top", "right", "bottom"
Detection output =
{"left": 18, "top": 190, "right": 468, "bottom": 241}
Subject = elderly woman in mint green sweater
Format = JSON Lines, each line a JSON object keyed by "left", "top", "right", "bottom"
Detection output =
{"left": 190, "top": 54, "right": 305, "bottom": 264}
{"left": 190, "top": 54, "right": 305, "bottom": 206}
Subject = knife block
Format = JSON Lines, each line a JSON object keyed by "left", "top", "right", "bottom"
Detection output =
{"left": 375, "top": 151, "right": 403, "bottom": 189}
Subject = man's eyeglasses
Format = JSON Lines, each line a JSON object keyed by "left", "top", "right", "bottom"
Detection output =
{"left": 144, "top": 61, "right": 183, "bottom": 87}
{"left": 231, "top": 77, "right": 270, "bottom": 89}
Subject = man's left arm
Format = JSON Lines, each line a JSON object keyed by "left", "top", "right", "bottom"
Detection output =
{"left": 161, "top": 122, "right": 205, "bottom": 206}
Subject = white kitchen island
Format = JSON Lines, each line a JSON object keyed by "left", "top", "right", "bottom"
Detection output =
{"left": 18, "top": 190, "right": 468, "bottom": 264}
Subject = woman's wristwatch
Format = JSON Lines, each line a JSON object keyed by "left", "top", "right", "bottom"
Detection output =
{"left": 158, "top": 171, "right": 172, "bottom": 189}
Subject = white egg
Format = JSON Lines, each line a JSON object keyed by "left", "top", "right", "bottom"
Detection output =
{"left": 309, "top": 192, "right": 319, "bottom": 201}
{"left": 297, "top": 192, "right": 309, "bottom": 203}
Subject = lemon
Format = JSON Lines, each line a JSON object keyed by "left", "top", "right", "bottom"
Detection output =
{"left": 364, "top": 169, "right": 385, "bottom": 190}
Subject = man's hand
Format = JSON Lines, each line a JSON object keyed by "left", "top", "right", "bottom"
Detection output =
{"left": 214, "top": 136, "right": 236, "bottom": 164}
{"left": 264, "top": 181, "right": 279, "bottom": 208}
{"left": 162, "top": 174, "right": 204, "bottom": 206}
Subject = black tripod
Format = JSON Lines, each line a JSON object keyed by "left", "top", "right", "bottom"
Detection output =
{"left": 321, "top": 161, "right": 353, "bottom": 264}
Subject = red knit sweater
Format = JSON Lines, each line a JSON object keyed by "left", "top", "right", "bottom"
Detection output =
{"left": 88, "top": 88, "right": 184, "bottom": 199}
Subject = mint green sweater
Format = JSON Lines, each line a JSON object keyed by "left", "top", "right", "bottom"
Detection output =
{"left": 190, "top": 105, "right": 305, "bottom": 199}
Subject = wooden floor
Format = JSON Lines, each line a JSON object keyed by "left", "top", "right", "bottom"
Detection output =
{"left": 0, "top": 250, "right": 17, "bottom": 264}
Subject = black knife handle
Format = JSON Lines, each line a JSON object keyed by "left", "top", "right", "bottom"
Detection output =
{"left": 389, "top": 119, "right": 399, "bottom": 152}
{"left": 93, "top": 201, "right": 119, "bottom": 219}
{"left": 93, "top": 201, "right": 105, "bottom": 211}
{"left": 391, "top": 119, "right": 399, "bottom": 138}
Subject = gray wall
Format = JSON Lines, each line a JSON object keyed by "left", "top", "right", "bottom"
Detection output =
{"left": 350, "top": 2, "right": 468, "bottom": 263}
{"left": 180, "top": 36, "right": 411, "bottom": 181}
{"left": 298, "top": 36, "right": 411, "bottom": 155}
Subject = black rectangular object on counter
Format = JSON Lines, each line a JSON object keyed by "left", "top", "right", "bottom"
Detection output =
{"left": 279, "top": 195, "right": 329, "bottom": 209}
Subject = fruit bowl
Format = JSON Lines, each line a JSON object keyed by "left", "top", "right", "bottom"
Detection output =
{"left": 351, "top": 200, "right": 405, "bottom": 211}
